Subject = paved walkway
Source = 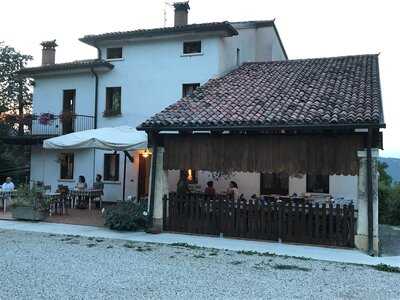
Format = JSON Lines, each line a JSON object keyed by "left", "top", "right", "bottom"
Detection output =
{"left": 380, "top": 224, "right": 400, "bottom": 256}
{"left": 0, "top": 220, "right": 398, "bottom": 268}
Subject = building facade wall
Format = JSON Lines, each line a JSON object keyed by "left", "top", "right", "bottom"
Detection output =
{"left": 167, "top": 171, "right": 357, "bottom": 201}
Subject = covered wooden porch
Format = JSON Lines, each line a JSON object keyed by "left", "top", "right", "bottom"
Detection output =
{"left": 146, "top": 129, "right": 381, "bottom": 250}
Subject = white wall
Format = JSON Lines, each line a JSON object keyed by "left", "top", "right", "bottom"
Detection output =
{"left": 30, "top": 146, "right": 95, "bottom": 192}
{"left": 218, "top": 28, "right": 257, "bottom": 73}
{"left": 30, "top": 146, "right": 142, "bottom": 202}
{"left": 289, "top": 174, "right": 358, "bottom": 200}
{"left": 167, "top": 171, "right": 358, "bottom": 201}
{"left": 271, "top": 28, "right": 287, "bottom": 61}
{"left": 330, "top": 175, "right": 358, "bottom": 200}
{"left": 97, "top": 36, "right": 221, "bottom": 128}
{"left": 93, "top": 149, "right": 140, "bottom": 202}
{"left": 168, "top": 170, "right": 260, "bottom": 199}
{"left": 289, "top": 175, "right": 307, "bottom": 195}
{"left": 32, "top": 73, "right": 95, "bottom": 116}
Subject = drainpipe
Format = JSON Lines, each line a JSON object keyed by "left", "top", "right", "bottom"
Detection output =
{"left": 148, "top": 131, "right": 159, "bottom": 228}
{"left": 366, "top": 127, "right": 374, "bottom": 255}
{"left": 90, "top": 68, "right": 99, "bottom": 130}
{"left": 92, "top": 45, "right": 102, "bottom": 129}
{"left": 90, "top": 46, "right": 101, "bottom": 191}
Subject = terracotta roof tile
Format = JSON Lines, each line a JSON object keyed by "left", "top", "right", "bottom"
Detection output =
{"left": 139, "top": 55, "right": 383, "bottom": 130}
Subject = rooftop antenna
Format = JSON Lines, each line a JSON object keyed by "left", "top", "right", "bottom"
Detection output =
{"left": 163, "top": 2, "right": 173, "bottom": 27}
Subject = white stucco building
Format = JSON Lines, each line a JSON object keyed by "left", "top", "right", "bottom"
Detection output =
{"left": 17, "top": 2, "right": 357, "bottom": 204}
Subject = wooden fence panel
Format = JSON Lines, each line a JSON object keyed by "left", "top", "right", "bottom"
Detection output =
{"left": 163, "top": 193, "right": 356, "bottom": 248}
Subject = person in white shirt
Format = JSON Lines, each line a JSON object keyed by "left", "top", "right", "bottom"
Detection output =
{"left": 1, "top": 177, "right": 15, "bottom": 191}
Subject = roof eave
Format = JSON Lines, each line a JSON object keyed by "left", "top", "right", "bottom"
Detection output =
{"left": 137, "top": 122, "right": 385, "bottom": 132}
{"left": 17, "top": 64, "right": 113, "bottom": 78}
{"left": 79, "top": 24, "right": 238, "bottom": 46}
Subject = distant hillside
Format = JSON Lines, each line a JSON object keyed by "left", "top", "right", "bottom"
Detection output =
{"left": 379, "top": 157, "right": 400, "bottom": 183}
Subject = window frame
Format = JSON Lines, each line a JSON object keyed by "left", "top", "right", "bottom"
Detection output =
{"left": 306, "top": 174, "right": 330, "bottom": 194}
{"left": 103, "top": 153, "right": 120, "bottom": 182}
{"left": 182, "top": 83, "right": 200, "bottom": 97}
{"left": 182, "top": 40, "right": 202, "bottom": 55}
{"left": 59, "top": 153, "right": 74, "bottom": 180}
{"left": 260, "top": 173, "right": 289, "bottom": 195}
{"left": 106, "top": 47, "right": 123, "bottom": 60}
{"left": 104, "top": 86, "right": 122, "bottom": 117}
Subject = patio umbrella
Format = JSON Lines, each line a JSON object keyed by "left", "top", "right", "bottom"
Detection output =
{"left": 43, "top": 126, "right": 148, "bottom": 200}
{"left": 43, "top": 126, "right": 147, "bottom": 151}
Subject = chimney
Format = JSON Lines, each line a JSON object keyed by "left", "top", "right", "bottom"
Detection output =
{"left": 41, "top": 40, "right": 57, "bottom": 65}
{"left": 173, "top": 2, "right": 190, "bottom": 26}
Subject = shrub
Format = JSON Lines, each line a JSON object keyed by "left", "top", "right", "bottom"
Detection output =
{"left": 11, "top": 184, "right": 50, "bottom": 212}
{"left": 103, "top": 201, "right": 148, "bottom": 231}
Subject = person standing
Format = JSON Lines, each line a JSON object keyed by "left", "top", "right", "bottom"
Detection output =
{"left": 1, "top": 177, "right": 15, "bottom": 191}
{"left": 177, "top": 171, "right": 190, "bottom": 196}
{"left": 204, "top": 181, "right": 216, "bottom": 197}
{"left": 227, "top": 181, "right": 239, "bottom": 201}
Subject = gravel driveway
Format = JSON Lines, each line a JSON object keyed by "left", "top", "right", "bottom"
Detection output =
{"left": 0, "top": 229, "right": 399, "bottom": 300}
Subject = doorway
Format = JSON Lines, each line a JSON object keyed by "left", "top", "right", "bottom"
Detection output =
{"left": 62, "top": 90, "right": 75, "bottom": 134}
{"left": 137, "top": 153, "right": 151, "bottom": 201}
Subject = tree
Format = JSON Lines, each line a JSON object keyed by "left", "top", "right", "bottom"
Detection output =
{"left": 378, "top": 161, "right": 400, "bottom": 225}
{"left": 0, "top": 43, "right": 33, "bottom": 184}
{"left": 0, "top": 42, "right": 33, "bottom": 118}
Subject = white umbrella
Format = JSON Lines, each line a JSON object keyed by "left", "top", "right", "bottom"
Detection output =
{"left": 43, "top": 126, "right": 147, "bottom": 151}
{"left": 43, "top": 126, "right": 148, "bottom": 201}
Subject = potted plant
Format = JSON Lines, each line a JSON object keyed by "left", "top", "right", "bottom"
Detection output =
{"left": 10, "top": 185, "right": 50, "bottom": 221}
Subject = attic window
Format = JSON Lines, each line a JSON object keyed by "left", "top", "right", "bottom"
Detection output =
{"left": 106, "top": 47, "right": 122, "bottom": 59}
{"left": 183, "top": 41, "right": 201, "bottom": 54}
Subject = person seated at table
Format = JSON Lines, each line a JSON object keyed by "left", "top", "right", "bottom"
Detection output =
{"left": 92, "top": 174, "right": 104, "bottom": 209}
{"left": 75, "top": 175, "right": 88, "bottom": 209}
{"left": 177, "top": 171, "right": 190, "bottom": 196}
{"left": 92, "top": 174, "right": 104, "bottom": 192}
{"left": 76, "top": 175, "right": 87, "bottom": 191}
{"left": 204, "top": 181, "right": 216, "bottom": 197}
{"left": 1, "top": 177, "right": 15, "bottom": 191}
{"left": 227, "top": 181, "right": 239, "bottom": 201}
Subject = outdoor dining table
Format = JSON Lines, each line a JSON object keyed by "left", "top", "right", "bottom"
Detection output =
{"left": 69, "top": 189, "right": 103, "bottom": 211}
{"left": 0, "top": 190, "right": 17, "bottom": 213}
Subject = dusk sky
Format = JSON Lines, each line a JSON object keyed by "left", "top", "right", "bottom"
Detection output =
{"left": 1, "top": 0, "right": 398, "bottom": 157}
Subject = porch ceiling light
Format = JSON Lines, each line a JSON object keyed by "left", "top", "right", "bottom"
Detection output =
{"left": 142, "top": 149, "right": 151, "bottom": 158}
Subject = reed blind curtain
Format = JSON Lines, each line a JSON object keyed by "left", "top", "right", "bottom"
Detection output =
{"left": 162, "top": 134, "right": 364, "bottom": 175}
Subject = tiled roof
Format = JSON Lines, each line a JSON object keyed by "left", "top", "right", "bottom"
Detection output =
{"left": 139, "top": 55, "right": 384, "bottom": 130}
{"left": 18, "top": 59, "right": 114, "bottom": 76}
{"left": 80, "top": 22, "right": 238, "bottom": 45}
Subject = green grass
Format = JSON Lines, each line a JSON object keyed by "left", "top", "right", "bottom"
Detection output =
{"left": 237, "top": 250, "right": 258, "bottom": 255}
{"left": 170, "top": 242, "right": 204, "bottom": 250}
{"left": 229, "top": 261, "right": 243, "bottom": 265}
{"left": 373, "top": 264, "right": 400, "bottom": 273}
{"left": 135, "top": 246, "right": 152, "bottom": 252}
{"left": 273, "top": 264, "right": 311, "bottom": 272}
{"left": 123, "top": 242, "right": 136, "bottom": 249}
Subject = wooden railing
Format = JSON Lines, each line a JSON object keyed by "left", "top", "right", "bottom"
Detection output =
{"left": 163, "top": 193, "right": 356, "bottom": 248}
